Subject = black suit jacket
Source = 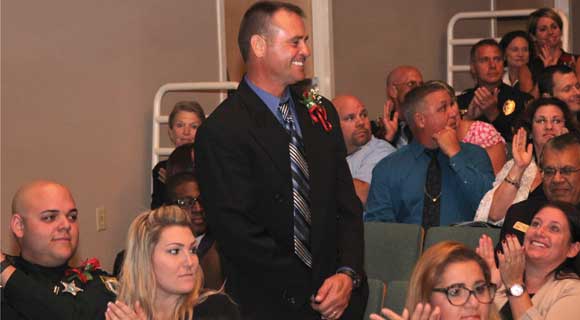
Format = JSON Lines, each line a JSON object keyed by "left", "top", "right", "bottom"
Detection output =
{"left": 195, "top": 79, "right": 367, "bottom": 319}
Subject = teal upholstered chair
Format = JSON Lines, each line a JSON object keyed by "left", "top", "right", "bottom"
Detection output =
{"left": 363, "top": 278, "right": 386, "bottom": 320}
{"left": 383, "top": 280, "right": 409, "bottom": 315}
{"left": 423, "top": 225, "right": 501, "bottom": 251}
{"left": 364, "top": 222, "right": 424, "bottom": 283}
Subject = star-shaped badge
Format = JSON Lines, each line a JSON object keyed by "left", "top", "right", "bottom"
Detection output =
{"left": 60, "top": 280, "right": 84, "bottom": 296}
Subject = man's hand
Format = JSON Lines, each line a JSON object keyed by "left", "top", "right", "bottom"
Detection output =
{"left": 311, "top": 273, "right": 353, "bottom": 320}
{"left": 382, "top": 100, "right": 399, "bottom": 142}
{"left": 464, "top": 99, "right": 483, "bottom": 120}
{"left": 432, "top": 126, "right": 461, "bottom": 158}
{"left": 471, "top": 87, "right": 499, "bottom": 121}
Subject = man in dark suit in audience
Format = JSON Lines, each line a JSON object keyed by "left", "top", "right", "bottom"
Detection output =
{"left": 499, "top": 133, "right": 580, "bottom": 246}
{"left": 366, "top": 82, "right": 494, "bottom": 226}
{"left": 458, "top": 39, "right": 533, "bottom": 142}
{"left": 195, "top": 2, "right": 367, "bottom": 320}
{"left": 1, "top": 180, "right": 116, "bottom": 320}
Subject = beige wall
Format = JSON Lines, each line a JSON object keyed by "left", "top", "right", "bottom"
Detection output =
{"left": 1, "top": 0, "right": 221, "bottom": 271}
{"left": 2, "top": 0, "right": 576, "bottom": 272}
{"left": 332, "top": 0, "right": 564, "bottom": 118}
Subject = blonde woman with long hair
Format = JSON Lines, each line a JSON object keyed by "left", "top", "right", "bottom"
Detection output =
{"left": 105, "top": 206, "right": 238, "bottom": 320}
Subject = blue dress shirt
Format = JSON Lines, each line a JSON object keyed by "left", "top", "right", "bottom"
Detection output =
{"left": 245, "top": 76, "right": 302, "bottom": 136}
{"left": 365, "top": 141, "right": 494, "bottom": 225}
{"left": 346, "top": 136, "right": 395, "bottom": 183}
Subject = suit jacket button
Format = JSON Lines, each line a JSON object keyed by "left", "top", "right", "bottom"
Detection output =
{"left": 274, "top": 193, "right": 283, "bottom": 203}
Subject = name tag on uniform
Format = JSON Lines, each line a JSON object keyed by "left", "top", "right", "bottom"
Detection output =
{"left": 513, "top": 221, "right": 529, "bottom": 233}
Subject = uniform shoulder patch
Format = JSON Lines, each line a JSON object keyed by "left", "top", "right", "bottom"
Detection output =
{"left": 100, "top": 275, "right": 119, "bottom": 295}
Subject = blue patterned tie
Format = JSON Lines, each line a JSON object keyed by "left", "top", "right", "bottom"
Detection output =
{"left": 279, "top": 102, "right": 312, "bottom": 268}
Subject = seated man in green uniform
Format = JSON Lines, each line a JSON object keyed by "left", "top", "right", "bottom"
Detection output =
{"left": 1, "top": 180, "right": 116, "bottom": 320}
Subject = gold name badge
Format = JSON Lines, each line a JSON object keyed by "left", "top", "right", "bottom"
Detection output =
{"left": 513, "top": 221, "right": 529, "bottom": 233}
{"left": 503, "top": 99, "right": 516, "bottom": 116}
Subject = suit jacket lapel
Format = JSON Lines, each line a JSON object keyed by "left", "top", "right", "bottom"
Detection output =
{"left": 238, "top": 80, "right": 290, "bottom": 177}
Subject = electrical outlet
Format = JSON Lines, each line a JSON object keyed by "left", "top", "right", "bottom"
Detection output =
{"left": 96, "top": 206, "right": 106, "bottom": 231}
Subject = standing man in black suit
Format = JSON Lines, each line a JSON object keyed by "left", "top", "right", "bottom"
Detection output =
{"left": 195, "top": 2, "right": 367, "bottom": 319}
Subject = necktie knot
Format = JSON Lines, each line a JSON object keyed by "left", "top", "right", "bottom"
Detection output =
{"left": 425, "top": 149, "right": 438, "bottom": 160}
{"left": 279, "top": 102, "right": 292, "bottom": 123}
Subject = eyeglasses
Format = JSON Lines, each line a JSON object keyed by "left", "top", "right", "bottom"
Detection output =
{"left": 174, "top": 197, "right": 201, "bottom": 209}
{"left": 392, "top": 80, "right": 423, "bottom": 89}
{"left": 542, "top": 166, "right": 580, "bottom": 178}
{"left": 432, "top": 283, "right": 496, "bottom": 306}
{"left": 533, "top": 117, "right": 565, "bottom": 126}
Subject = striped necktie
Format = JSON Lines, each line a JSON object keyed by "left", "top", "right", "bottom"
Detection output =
{"left": 279, "top": 102, "right": 312, "bottom": 268}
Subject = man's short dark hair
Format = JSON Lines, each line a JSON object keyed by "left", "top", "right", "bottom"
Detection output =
{"left": 403, "top": 82, "right": 448, "bottom": 128}
{"left": 470, "top": 38, "right": 503, "bottom": 63}
{"left": 165, "top": 172, "right": 198, "bottom": 204}
{"left": 237, "top": 1, "right": 304, "bottom": 63}
{"left": 540, "top": 132, "right": 580, "bottom": 166}
{"left": 538, "top": 65, "right": 575, "bottom": 96}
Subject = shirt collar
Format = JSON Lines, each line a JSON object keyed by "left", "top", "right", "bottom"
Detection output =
{"left": 245, "top": 75, "right": 291, "bottom": 109}
{"left": 408, "top": 140, "right": 440, "bottom": 160}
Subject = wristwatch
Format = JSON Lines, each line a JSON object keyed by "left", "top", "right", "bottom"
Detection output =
{"left": 507, "top": 283, "right": 526, "bottom": 297}
{"left": 336, "top": 267, "right": 362, "bottom": 289}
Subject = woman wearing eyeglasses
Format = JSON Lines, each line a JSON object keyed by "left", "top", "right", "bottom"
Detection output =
{"left": 478, "top": 201, "right": 580, "bottom": 319}
{"left": 474, "top": 97, "right": 576, "bottom": 225}
{"left": 371, "top": 241, "right": 500, "bottom": 320}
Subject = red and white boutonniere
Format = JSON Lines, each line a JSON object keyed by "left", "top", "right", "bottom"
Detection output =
{"left": 65, "top": 258, "right": 101, "bottom": 284}
{"left": 301, "top": 87, "right": 332, "bottom": 132}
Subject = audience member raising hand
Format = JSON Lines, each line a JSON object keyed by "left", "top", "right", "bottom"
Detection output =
{"left": 474, "top": 97, "right": 575, "bottom": 225}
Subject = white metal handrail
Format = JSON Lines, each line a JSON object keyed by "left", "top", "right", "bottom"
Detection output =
{"left": 151, "top": 81, "right": 238, "bottom": 168}
{"left": 447, "top": 9, "right": 570, "bottom": 87}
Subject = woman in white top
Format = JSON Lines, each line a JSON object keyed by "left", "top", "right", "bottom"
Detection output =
{"left": 499, "top": 31, "right": 536, "bottom": 97}
{"left": 474, "top": 97, "right": 575, "bottom": 225}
